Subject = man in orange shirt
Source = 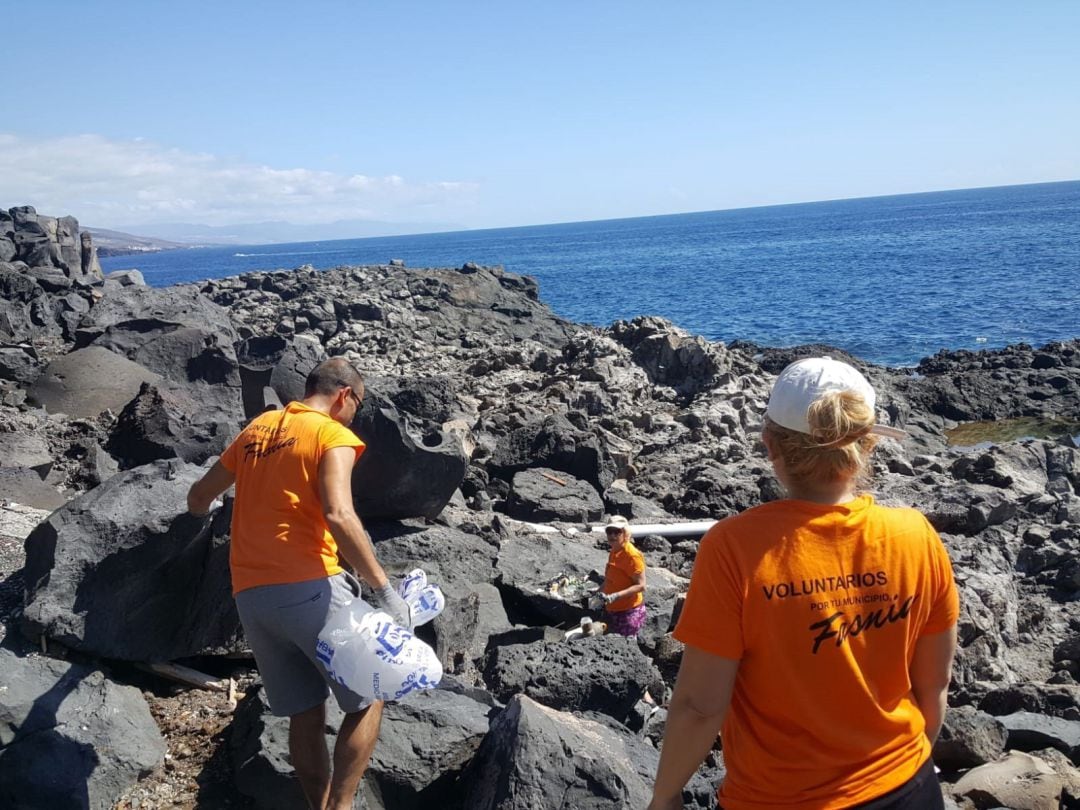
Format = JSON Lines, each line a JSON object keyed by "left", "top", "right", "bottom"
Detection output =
{"left": 601, "top": 515, "right": 648, "bottom": 636}
{"left": 187, "top": 357, "right": 410, "bottom": 810}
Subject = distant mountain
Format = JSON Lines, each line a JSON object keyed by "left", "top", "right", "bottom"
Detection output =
{"left": 84, "top": 227, "right": 196, "bottom": 257}
{"left": 104, "top": 218, "right": 462, "bottom": 247}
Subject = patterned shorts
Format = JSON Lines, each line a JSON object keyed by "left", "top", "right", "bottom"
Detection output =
{"left": 606, "top": 604, "right": 647, "bottom": 637}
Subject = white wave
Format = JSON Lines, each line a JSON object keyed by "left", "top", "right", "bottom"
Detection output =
{"left": 234, "top": 250, "right": 342, "bottom": 258}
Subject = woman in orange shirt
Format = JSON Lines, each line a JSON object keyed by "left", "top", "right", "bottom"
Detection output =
{"left": 649, "top": 357, "right": 959, "bottom": 809}
{"left": 600, "top": 515, "right": 648, "bottom": 637}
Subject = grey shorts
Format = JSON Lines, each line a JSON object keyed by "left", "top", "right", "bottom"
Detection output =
{"left": 235, "top": 571, "right": 371, "bottom": 717}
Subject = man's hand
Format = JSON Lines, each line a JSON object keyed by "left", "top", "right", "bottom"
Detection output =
{"left": 187, "top": 461, "right": 234, "bottom": 515}
{"left": 373, "top": 582, "right": 413, "bottom": 629}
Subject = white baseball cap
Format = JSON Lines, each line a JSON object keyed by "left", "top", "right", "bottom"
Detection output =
{"left": 604, "top": 515, "right": 631, "bottom": 531}
{"left": 765, "top": 357, "right": 907, "bottom": 440}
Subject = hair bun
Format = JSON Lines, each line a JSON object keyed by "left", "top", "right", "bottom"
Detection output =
{"left": 807, "top": 390, "right": 875, "bottom": 448}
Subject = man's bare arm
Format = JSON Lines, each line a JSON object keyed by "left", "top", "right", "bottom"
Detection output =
{"left": 318, "top": 445, "right": 389, "bottom": 590}
{"left": 187, "top": 461, "right": 235, "bottom": 515}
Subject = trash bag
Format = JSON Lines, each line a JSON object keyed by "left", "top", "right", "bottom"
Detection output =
{"left": 398, "top": 568, "right": 446, "bottom": 627}
{"left": 315, "top": 569, "right": 446, "bottom": 701}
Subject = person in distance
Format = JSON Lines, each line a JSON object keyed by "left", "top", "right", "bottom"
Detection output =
{"left": 598, "top": 515, "right": 648, "bottom": 637}
{"left": 649, "top": 356, "right": 959, "bottom": 810}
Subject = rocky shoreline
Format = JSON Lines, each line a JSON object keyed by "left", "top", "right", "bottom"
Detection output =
{"left": 2, "top": 206, "right": 1080, "bottom": 808}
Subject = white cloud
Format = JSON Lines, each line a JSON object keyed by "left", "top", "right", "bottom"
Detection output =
{"left": 0, "top": 133, "right": 479, "bottom": 227}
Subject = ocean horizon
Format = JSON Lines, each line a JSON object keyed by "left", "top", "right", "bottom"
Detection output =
{"left": 101, "top": 180, "right": 1080, "bottom": 368}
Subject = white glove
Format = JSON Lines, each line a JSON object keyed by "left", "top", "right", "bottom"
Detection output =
{"left": 373, "top": 582, "right": 413, "bottom": 629}
{"left": 602, "top": 592, "right": 617, "bottom": 606}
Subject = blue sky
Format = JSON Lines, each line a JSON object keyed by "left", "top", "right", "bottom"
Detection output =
{"left": 2, "top": 1, "right": 1078, "bottom": 235}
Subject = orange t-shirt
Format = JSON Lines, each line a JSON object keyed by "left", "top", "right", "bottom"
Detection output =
{"left": 674, "top": 495, "right": 959, "bottom": 809}
{"left": 603, "top": 541, "right": 646, "bottom": 612}
{"left": 219, "top": 401, "right": 365, "bottom": 594}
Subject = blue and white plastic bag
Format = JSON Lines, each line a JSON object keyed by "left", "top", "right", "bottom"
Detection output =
{"left": 315, "top": 569, "right": 446, "bottom": 701}
{"left": 397, "top": 568, "right": 446, "bottom": 627}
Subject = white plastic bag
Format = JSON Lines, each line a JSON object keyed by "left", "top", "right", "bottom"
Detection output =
{"left": 316, "top": 601, "right": 443, "bottom": 701}
{"left": 315, "top": 569, "right": 446, "bottom": 701}
{"left": 398, "top": 568, "right": 446, "bottom": 627}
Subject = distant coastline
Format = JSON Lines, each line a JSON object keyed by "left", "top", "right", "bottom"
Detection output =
{"left": 86, "top": 226, "right": 195, "bottom": 258}
{"left": 96, "top": 245, "right": 172, "bottom": 258}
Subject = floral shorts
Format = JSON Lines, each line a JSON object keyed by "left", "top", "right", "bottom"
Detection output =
{"left": 606, "top": 604, "right": 647, "bottom": 637}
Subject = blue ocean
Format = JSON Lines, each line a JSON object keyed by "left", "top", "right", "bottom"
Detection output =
{"left": 101, "top": 181, "right": 1080, "bottom": 367}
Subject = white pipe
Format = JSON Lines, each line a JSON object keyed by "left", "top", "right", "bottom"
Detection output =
{"left": 502, "top": 516, "right": 715, "bottom": 539}
{"left": 590, "top": 521, "right": 716, "bottom": 539}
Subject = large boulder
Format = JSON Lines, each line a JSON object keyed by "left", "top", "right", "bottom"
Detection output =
{"left": 27, "top": 346, "right": 161, "bottom": 419}
{"left": 21, "top": 459, "right": 242, "bottom": 661}
{"left": 368, "top": 522, "right": 501, "bottom": 589}
{"left": 80, "top": 231, "right": 102, "bottom": 279}
{"left": 0, "top": 263, "right": 40, "bottom": 305}
{"left": 950, "top": 751, "right": 1063, "bottom": 810}
{"left": 81, "top": 285, "right": 245, "bottom": 428}
{"left": 0, "top": 208, "right": 102, "bottom": 293}
{"left": 489, "top": 414, "right": 618, "bottom": 493}
{"left": 92, "top": 321, "right": 241, "bottom": 389}
{"left": 235, "top": 334, "right": 290, "bottom": 417}
{"left": 933, "top": 705, "right": 1008, "bottom": 771}
{"left": 25, "top": 264, "right": 73, "bottom": 293}
{"left": 13, "top": 225, "right": 56, "bottom": 269}
{"left": 105, "top": 381, "right": 243, "bottom": 469}
{"left": 367, "top": 522, "right": 501, "bottom": 673}
{"left": 0, "top": 648, "right": 166, "bottom": 810}
{"left": 268, "top": 335, "right": 327, "bottom": 404}
{"left": 494, "top": 530, "right": 608, "bottom": 626}
{"left": 611, "top": 316, "right": 726, "bottom": 399}
{"left": 463, "top": 694, "right": 720, "bottom": 809}
{"left": 0, "top": 432, "right": 53, "bottom": 479}
{"left": 351, "top": 390, "right": 469, "bottom": 519}
{"left": 373, "top": 374, "right": 461, "bottom": 424}
{"left": 999, "top": 711, "right": 1080, "bottom": 762}
{"left": 76, "top": 284, "right": 235, "bottom": 347}
{"left": 482, "top": 635, "right": 662, "bottom": 721}
{"left": 468, "top": 582, "right": 514, "bottom": 664}
{"left": 397, "top": 264, "right": 575, "bottom": 349}
{"left": 363, "top": 683, "right": 495, "bottom": 809}
{"left": 636, "top": 569, "right": 687, "bottom": 656}
{"left": 103, "top": 269, "right": 144, "bottom": 287}
{"left": 55, "top": 216, "right": 83, "bottom": 275}
{"left": 0, "top": 468, "right": 67, "bottom": 511}
{"left": 505, "top": 467, "right": 604, "bottom": 523}
{"left": 0, "top": 263, "right": 76, "bottom": 342}
{"left": 231, "top": 683, "right": 494, "bottom": 810}
{"left": 0, "top": 344, "right": 41, "bottom": 385}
